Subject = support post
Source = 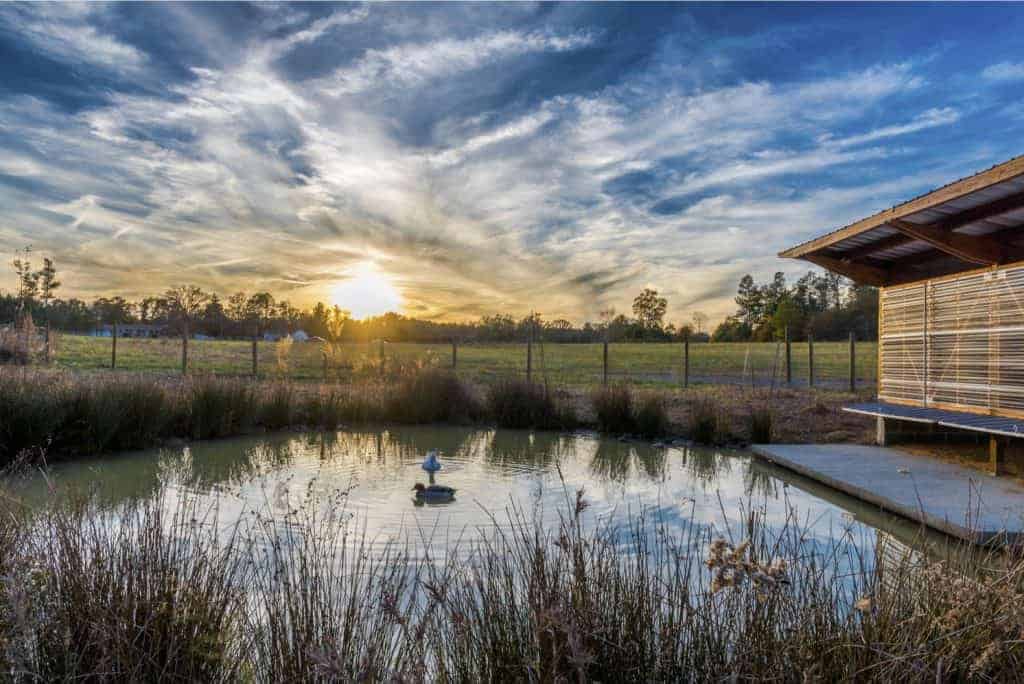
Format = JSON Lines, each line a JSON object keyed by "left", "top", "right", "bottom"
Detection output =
{"left": 602, "top": 341, "right": 608, "bottom": 386}
{"left": 451, "top": 340, "right": 457, "bottom": 369}
{"left": 784, "top": 325, "right": 792, "bottom": 385}
{"left": 111, "top": 321, "right": 117, "bottom": 369}
{"left": 526, "top": 339, "right": 533, "bottom": 382}
{"left": 683, "top": 330, "right": 690, "bottom": 388}
{"left": 875, "top": 416, "right": 887, "bottom": 446}
{"left": 808, "top": 334, "right": 815, "bottom": 388}
{"left": 989, "top": 436, "right": 1006, "bottom": 476}
{"left": 849, "top": 331, "right": 856, "bottom": 393}
{"left": 181, "top": 323, "right": 188, "bottom": 375}
{"left": 252, "top": 338, "right": 258, "bottom": 377}
{"left": 44, "top": 320, "right": 51, "bottom": 364}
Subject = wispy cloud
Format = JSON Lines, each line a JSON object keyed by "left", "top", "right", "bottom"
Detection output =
{"left": 982, "top": 61, "right": 1024, "bottom": 82}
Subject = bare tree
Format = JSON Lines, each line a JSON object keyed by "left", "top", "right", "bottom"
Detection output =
{"left": 163, "top": 285, "right": 210, "bottom": 373}
{"left": 691, "top": 311, "right": 708, "bottom": 335}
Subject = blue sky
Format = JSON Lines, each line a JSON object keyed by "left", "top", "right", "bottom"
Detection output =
{"left": 2, "top": 2, "right": 1024, "bottom": 323}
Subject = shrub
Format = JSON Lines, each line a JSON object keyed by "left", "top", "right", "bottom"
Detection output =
{"left": 749, "top": 404, "right": 773, "bottom": 443}
{"left": 486, "top": 378, "right": 575, "bottom": 430}
{"left": 688, "top": 397, "right": 719, "bottom": 444}
{"left": 635, "top": 393, "right": 669, "bottom": 438}
{"left": 591, "top": 385, "right": 635, "bottom": 434}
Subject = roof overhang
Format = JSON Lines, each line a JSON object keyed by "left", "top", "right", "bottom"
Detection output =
{"left": 779, "top": 155, "right": 1024, "bottom": 286}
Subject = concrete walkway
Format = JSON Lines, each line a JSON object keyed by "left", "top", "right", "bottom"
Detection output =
{"left": 751, "top": 444, "right": 1024, "bottom": 545}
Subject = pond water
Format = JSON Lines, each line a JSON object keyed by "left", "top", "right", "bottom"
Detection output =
{"left": 7, "top": 425, "right": 944, "bottom": 564}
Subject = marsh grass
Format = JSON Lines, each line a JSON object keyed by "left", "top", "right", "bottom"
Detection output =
{"left": 590, "top": 384, "right": 635, "bottom": 434}
{"left": 634, "top": 392, "right": 669, "bottom": 438}
{"left": 486, "top": 378, "right": 576, "bottom": 429}
{"left": 749, "top": 403, "right": 774, "bottom": 443}
{"left": 1, "top": 486, "right": 1022, "bottom": 681}
{"left": 689, "top": 396, "right": 721, "bottom": 444}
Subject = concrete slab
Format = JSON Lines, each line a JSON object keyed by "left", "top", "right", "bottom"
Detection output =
{"left": 750, "top": 444, "right": 1024, "bottom": 545}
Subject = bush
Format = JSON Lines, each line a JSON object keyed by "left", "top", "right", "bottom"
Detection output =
{"left": 635, "top": 393, "right": 669, "bottom": 438}
{"left": 591, "top": 385, "right": 635, "bottom": 434}
{"left": 688, "top": 397, "right": 719, "bottom": 444}
{"left": 486, "top": 379, "right": 575, "bottom": 430}
{"left": 749, "top": 404, "right": 773, "bottom": 444}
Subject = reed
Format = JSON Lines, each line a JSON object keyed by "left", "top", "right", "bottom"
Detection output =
{"left": 486, "top": 378, "right": 576, "bottom": 429}
{"left": 1, "top": 488, "right": 1021, "bottom": 681}
{"left": 590, "top": 384, "right": 635, "bottom": 434}
{"left": 688, "top": 396, "right": 720, "bottom": 444}
{"left": 634, "top": 392, "right": 669, "bottom": 438}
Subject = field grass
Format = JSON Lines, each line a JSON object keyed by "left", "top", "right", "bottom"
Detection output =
{"left": 53, "top": 333, "right": 877, "bottom": 387}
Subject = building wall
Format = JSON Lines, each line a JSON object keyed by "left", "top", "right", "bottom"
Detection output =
{"left": 879, "top": 261, "right": 1024, "bottom": 418}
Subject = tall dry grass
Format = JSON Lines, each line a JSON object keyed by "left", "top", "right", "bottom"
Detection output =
{"left": 0, "top": 487, "right": 1021, "bottom": 681}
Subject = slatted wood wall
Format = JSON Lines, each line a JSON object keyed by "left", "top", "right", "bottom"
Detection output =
{"left": 879, "top": 263, "right": 1024, "bottom": 417}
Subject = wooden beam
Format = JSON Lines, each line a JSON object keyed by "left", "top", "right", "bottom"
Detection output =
{"left": 834, "top": 233, "right": 913, "bottom": 260}
{"left": 780, "top": 155, "right": 1024, "bottom": 258}
{"left": 933, "top": 189, "right": 1024, "bottom": 232}
{"left": 803, "top": 254, "right": 890, "bottom": 286}
{"left": 887, "top": 219, "right": 1003, "bottom": 265}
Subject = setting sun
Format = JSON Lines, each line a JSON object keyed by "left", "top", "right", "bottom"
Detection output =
{"left": 330, "top": 262, "right": 402, "bottom": 319}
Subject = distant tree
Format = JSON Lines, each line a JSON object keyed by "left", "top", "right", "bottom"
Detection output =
{"left": 92, "top": 296, "right": 134, "bottom": 325}
{"left": 632, "top": 288, "right": 667, "bottom": 334}
{"left": 36, "top": 257, "right": 60, "bottom": 310}
{"left": 246, "top": 292, "right": 275, "bottom": 337}
{"left": 691, "top": 311, "right": 708, "bottom": 335}
{"left": 163, "top": 286, "right": 210, "bottom": 335}
{"left": 771, "top": 296, "right": 804, "bottom": 341}
{"left": 11, "top": 246, "right": 39, "bottom": 314}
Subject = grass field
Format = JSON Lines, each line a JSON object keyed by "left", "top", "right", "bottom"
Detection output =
{"left": 52, "top": 333, "right": 877, "bottom": 388}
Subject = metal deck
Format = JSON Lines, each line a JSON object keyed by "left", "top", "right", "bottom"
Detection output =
{"left": 844, "top": 401, "right": 1024, "bottom": 439}
{"left": 751, "top": 444, "right": 1024, "bottom": 545}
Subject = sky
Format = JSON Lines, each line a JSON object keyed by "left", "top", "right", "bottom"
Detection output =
{"left": 2, "top": 2, "right": 1024, "bottom": 324}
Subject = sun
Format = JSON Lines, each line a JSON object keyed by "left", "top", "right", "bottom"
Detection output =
{"left": 330, "top": 262, "right": 403, "bottom": 319}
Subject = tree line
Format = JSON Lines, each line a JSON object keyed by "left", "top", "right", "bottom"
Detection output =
{"left": 4, "top": 249, "right": 876, "bottom": 343}
{"left": 711, "top": 271, "right": 878, "bottom": 342}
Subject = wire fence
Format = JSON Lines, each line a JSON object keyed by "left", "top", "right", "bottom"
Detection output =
{"left": 19, "top": 327, "right": 878, "bottom": 391}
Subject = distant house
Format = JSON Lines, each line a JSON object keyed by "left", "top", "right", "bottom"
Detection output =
{"left": 264, "top": 330, "right": 311, "bottom": 342}
{"left": 94, "top": 323, "right": 167, "bottom": 338}
{"left": 292, "top": 330, "right": 310, "bottom": 342}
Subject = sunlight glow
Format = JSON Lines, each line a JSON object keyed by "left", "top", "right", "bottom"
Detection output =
{"left": 330, "top": 262, "right": 403, "bottom": 319}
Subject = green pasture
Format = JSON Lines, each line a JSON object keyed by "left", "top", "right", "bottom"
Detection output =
{"left": 54, "top": 334, "right": 877, "bottom": 388}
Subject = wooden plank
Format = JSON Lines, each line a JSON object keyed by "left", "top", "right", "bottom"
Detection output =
{"left": 780, "top": 155, "right": 1024, "bottom": 259}
{"left": 887, "top": 219, "right": 1003, "bottom": 265}
{"left": 803, "top": 254, "right": 890, "bottom": 286}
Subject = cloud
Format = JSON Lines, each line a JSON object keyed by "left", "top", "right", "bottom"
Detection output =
{"left": 321, "top": 29, "right": 596, "bottom": 95}
{"left": 982, "top": 61, "right": 1024, "bottom": 82}
{"left": 0, "top": 3, "right": 146, "bottom": 73}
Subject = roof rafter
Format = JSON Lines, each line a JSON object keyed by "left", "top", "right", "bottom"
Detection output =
{"left": 803, "top": 254, "right": 890, "bottom": 287}
{"left": 887, "top": 219, "right": 1003, "bottom": 265}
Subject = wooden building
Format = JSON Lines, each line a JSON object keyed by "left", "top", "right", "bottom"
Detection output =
{"left": 780, "top": 155, "right": 1024, "bottom": 474}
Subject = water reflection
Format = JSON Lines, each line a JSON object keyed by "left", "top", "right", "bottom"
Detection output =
{"left": 3, "top": 425, "right": 969, "bottom": 564}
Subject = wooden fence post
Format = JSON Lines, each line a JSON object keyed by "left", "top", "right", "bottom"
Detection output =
{"left": 602, "top": 340, "right": 608, "bottom": 385}
{"left": 252, "top": 337, "right": 258, "bottom": 377}
{"left": 683, "top": 330, "right": 690, "bottom": 388}
{"left": 849, "top": 331, "right": 856, "bottom": 393}
{"left": 784, "top": 325, "right": 792, "bottom": 385}
{"left": 111, "top": 321, "right": 117, "bottom": 369}
{"left": 452, "top": 340, "right": 457, "bottom": 370}
{"left": 526, "top": 339, "right": 533, "bottom": 382}
{"left": 181, "top": 323, "right": 188, "bottom": 375}
{"left": 808, "top": 334, "right": 815, "bottom": 388}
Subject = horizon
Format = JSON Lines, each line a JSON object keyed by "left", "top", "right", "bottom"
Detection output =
{"left": 2, "top": 2, "right": 1024, "bottom": 325}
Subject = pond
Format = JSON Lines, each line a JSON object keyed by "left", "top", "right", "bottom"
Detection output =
{"left": 6, "top": 425, "right": 946, "bottom": 564}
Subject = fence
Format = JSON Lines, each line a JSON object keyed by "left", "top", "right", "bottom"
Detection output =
{"left": 18, "top": 325, "right": 878, "bottom": 391}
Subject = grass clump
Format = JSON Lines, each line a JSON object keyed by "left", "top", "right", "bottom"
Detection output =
{"left": 185, "top": 378, "right": 256, "bottom": 440}
{"left": 259, "top": 383, "right": 295, "bottom": 430}
{"left": 688, "top": 397, "right": 720, "bottom": 444}
{"left": 486, "top": 379, "right": 575, "bottom": 429}
{"left": 385, "top": 368, "right": 480, "bottom": 424}
{"left": 749, "top": 403, "right": 773, "bottom": 443}
{"left": 634, "top": 393, "right": 669, "bottom": 438}
{"left": 590, "top": 385, "right": 635, "bottom": 434}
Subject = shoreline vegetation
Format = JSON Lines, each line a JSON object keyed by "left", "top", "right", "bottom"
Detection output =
{"left": 0, "top": 365, "right": 873, "bottom": 466}
{"left": 1, "top": 485, "right": 1022, "bottom": 681}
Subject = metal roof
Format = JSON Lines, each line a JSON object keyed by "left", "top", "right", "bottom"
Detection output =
{"left": 780, "top": 155, "right": 1024, "bottom": 286}
{"left": 844, "top": 402, "right": 1024, "bottom": 439}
